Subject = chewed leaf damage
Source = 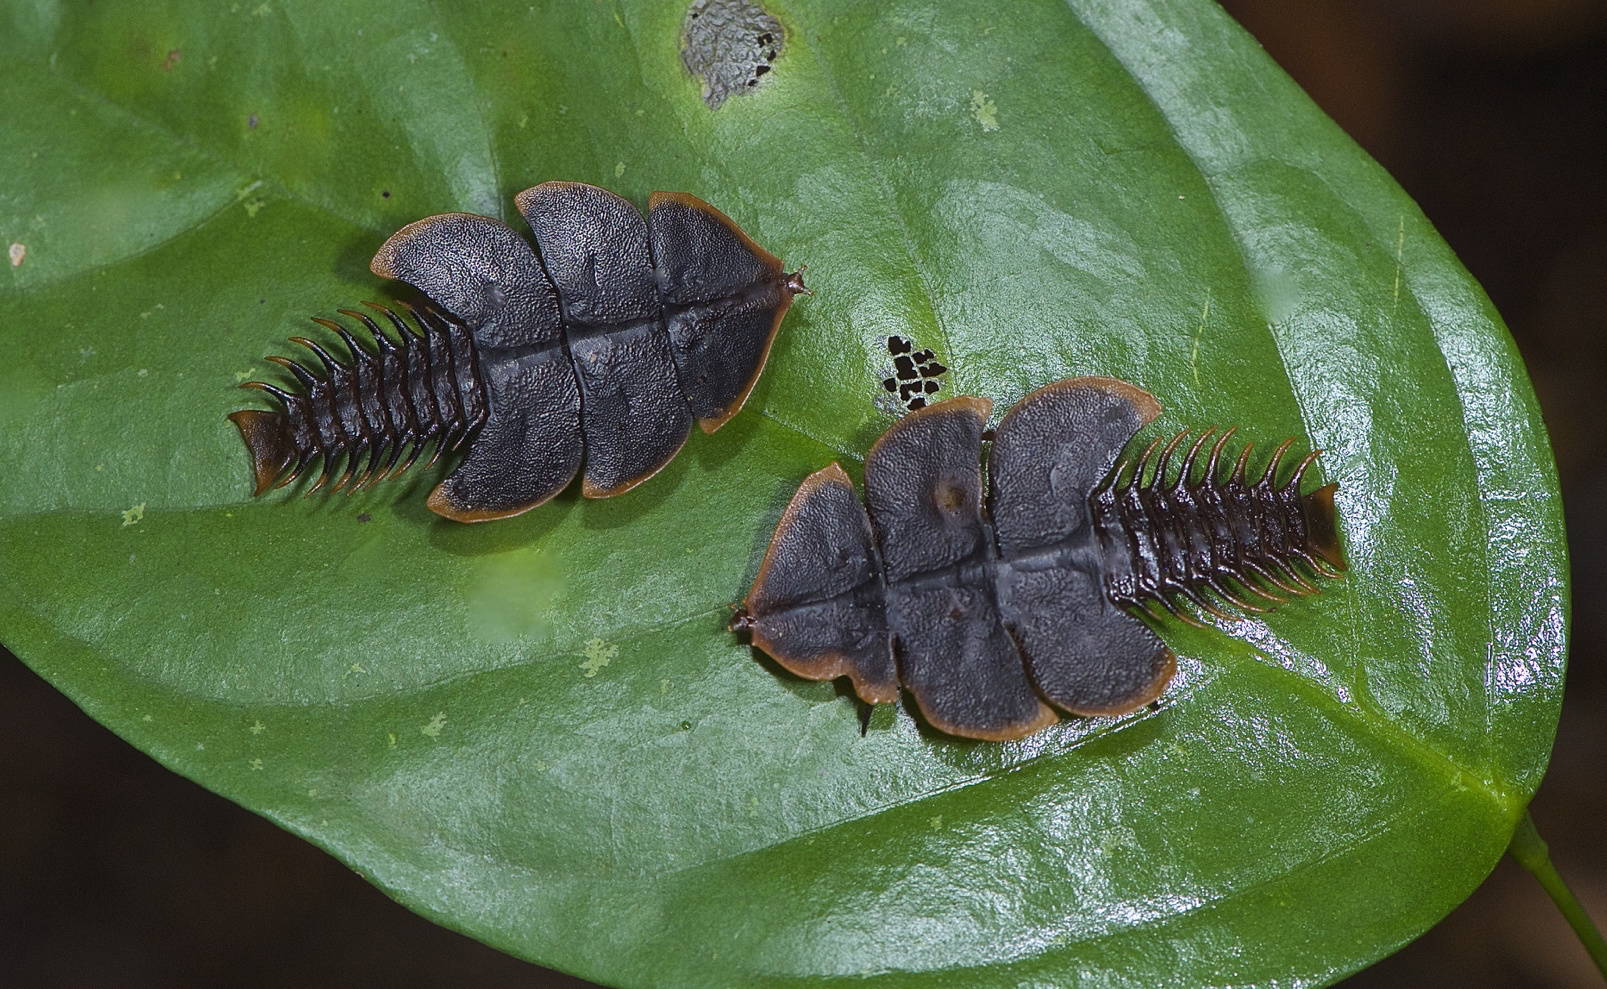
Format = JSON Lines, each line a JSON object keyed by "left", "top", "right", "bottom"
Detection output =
{"left": 681, "top": 0, "right": 784, "bottom": 109}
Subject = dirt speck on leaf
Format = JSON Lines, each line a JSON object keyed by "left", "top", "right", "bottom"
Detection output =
{"left": 970, "top": 90, "right": 999, "bottom": 132}
{"left": 580, "top": 637, "right": 618, "bottom": 677}
{"left": 8, "top": 243, "right": 23, "bottom": 268}
{"left": 681, "top": 0, "right": 783, "bottom": 109}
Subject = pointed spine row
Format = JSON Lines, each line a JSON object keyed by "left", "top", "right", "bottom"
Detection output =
{"left": 238, "top": 302, "right": 487, "bottom": 494}
{"left": 1090, "top": 428, "right": 1345, "bottom": 625}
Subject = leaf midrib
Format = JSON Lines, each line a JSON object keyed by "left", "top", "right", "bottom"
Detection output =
{"left": 772, "top": 0, "right": 963, "bottom": 392}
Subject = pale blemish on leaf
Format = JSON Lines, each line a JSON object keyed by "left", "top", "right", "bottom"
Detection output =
{"left": 307, "top": 788, "right": 318, "bottom": 797}
{"left": 8, "top": 243, "right": 24, "bottom": 267}
{"left": 469, "top": 553, "right": 558, "bottom": 645}
{"left": 580, "top": 637, "right": 617, "bottom": 677}
{"left": 970, "top": 90, "right": 999, "bottom": 132}
{"left": 681, "top": 0, "right": 784, "bottom": 110}
{"left": 421, "top": 712, "right": 447, "bottom": 737}
{"left": 386, "top": 732, "right": 397, "bottom": 748}
{"left": 249, "top": 720, "right": 266, "bottom": 734}
{"left": 1392, "top": 214, "right": 1406, "bottom": 312}
{"left": 614, "top": 161, "right": 625, "bottom": 178}
{"left": 121, "top": 503, "right": 145, "bottom": 527}
{"left": 249, "top": 758, "right": 264, "bottom": 770}
{"left": 1191, "top": 290, "right": 1211, "bottom": 387}
{"left": 243, "top": 197, "right": 265, "bottom": 218}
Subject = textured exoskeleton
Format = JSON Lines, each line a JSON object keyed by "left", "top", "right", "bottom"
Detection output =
{"left": 734, "top": 377, "right": 1345, "bottom": 741}
{"left": 230, "top": 182, "right": 807, "bottom": 521}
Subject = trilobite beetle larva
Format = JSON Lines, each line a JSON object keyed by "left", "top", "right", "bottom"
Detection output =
{"left": 732, "top": 377, "right": 1346, "bottom": 741}
{"left": 230, "top": 181, "right": 808, "bottom": 521}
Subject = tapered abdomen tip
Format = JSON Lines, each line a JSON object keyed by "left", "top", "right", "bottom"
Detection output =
{"left": 228, "top": 409, "right": 296, "bottom": 497}
{"left": 1302, "top": 482, "right": 1347, "bottom": 572}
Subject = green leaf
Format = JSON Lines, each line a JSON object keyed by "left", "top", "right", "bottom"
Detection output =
{"left": 0, "top": 0, "right": 1567, "bottom": 986}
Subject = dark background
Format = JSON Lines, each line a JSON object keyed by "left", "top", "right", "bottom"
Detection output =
{"left": 2, "top": 1, "right": 1603, "bottom": 985}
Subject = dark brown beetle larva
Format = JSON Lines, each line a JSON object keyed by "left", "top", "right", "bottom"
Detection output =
{"left": 732, "top": 376, "right": 1346, "bottom": 741}
{"left": 229, "top": 181, "right": 808, "bottom": 522}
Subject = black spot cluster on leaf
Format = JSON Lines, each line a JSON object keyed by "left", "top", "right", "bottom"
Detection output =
{"left": 750, "top": 32, "right": 777, "bottom": 84}
{"left": 881, "top": 335, "right": 946, "bottom": 411}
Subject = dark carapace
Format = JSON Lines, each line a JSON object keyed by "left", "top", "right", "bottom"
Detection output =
{"left": 732, "top": 377, "right": 1346, "bottom": 741}
{"left": 230, "top": 182, "right": 808, "bottom": 522}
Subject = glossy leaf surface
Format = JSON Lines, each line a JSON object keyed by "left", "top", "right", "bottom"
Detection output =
{"left": 0, "top": 1, "right": 1566, "bottom": 986}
